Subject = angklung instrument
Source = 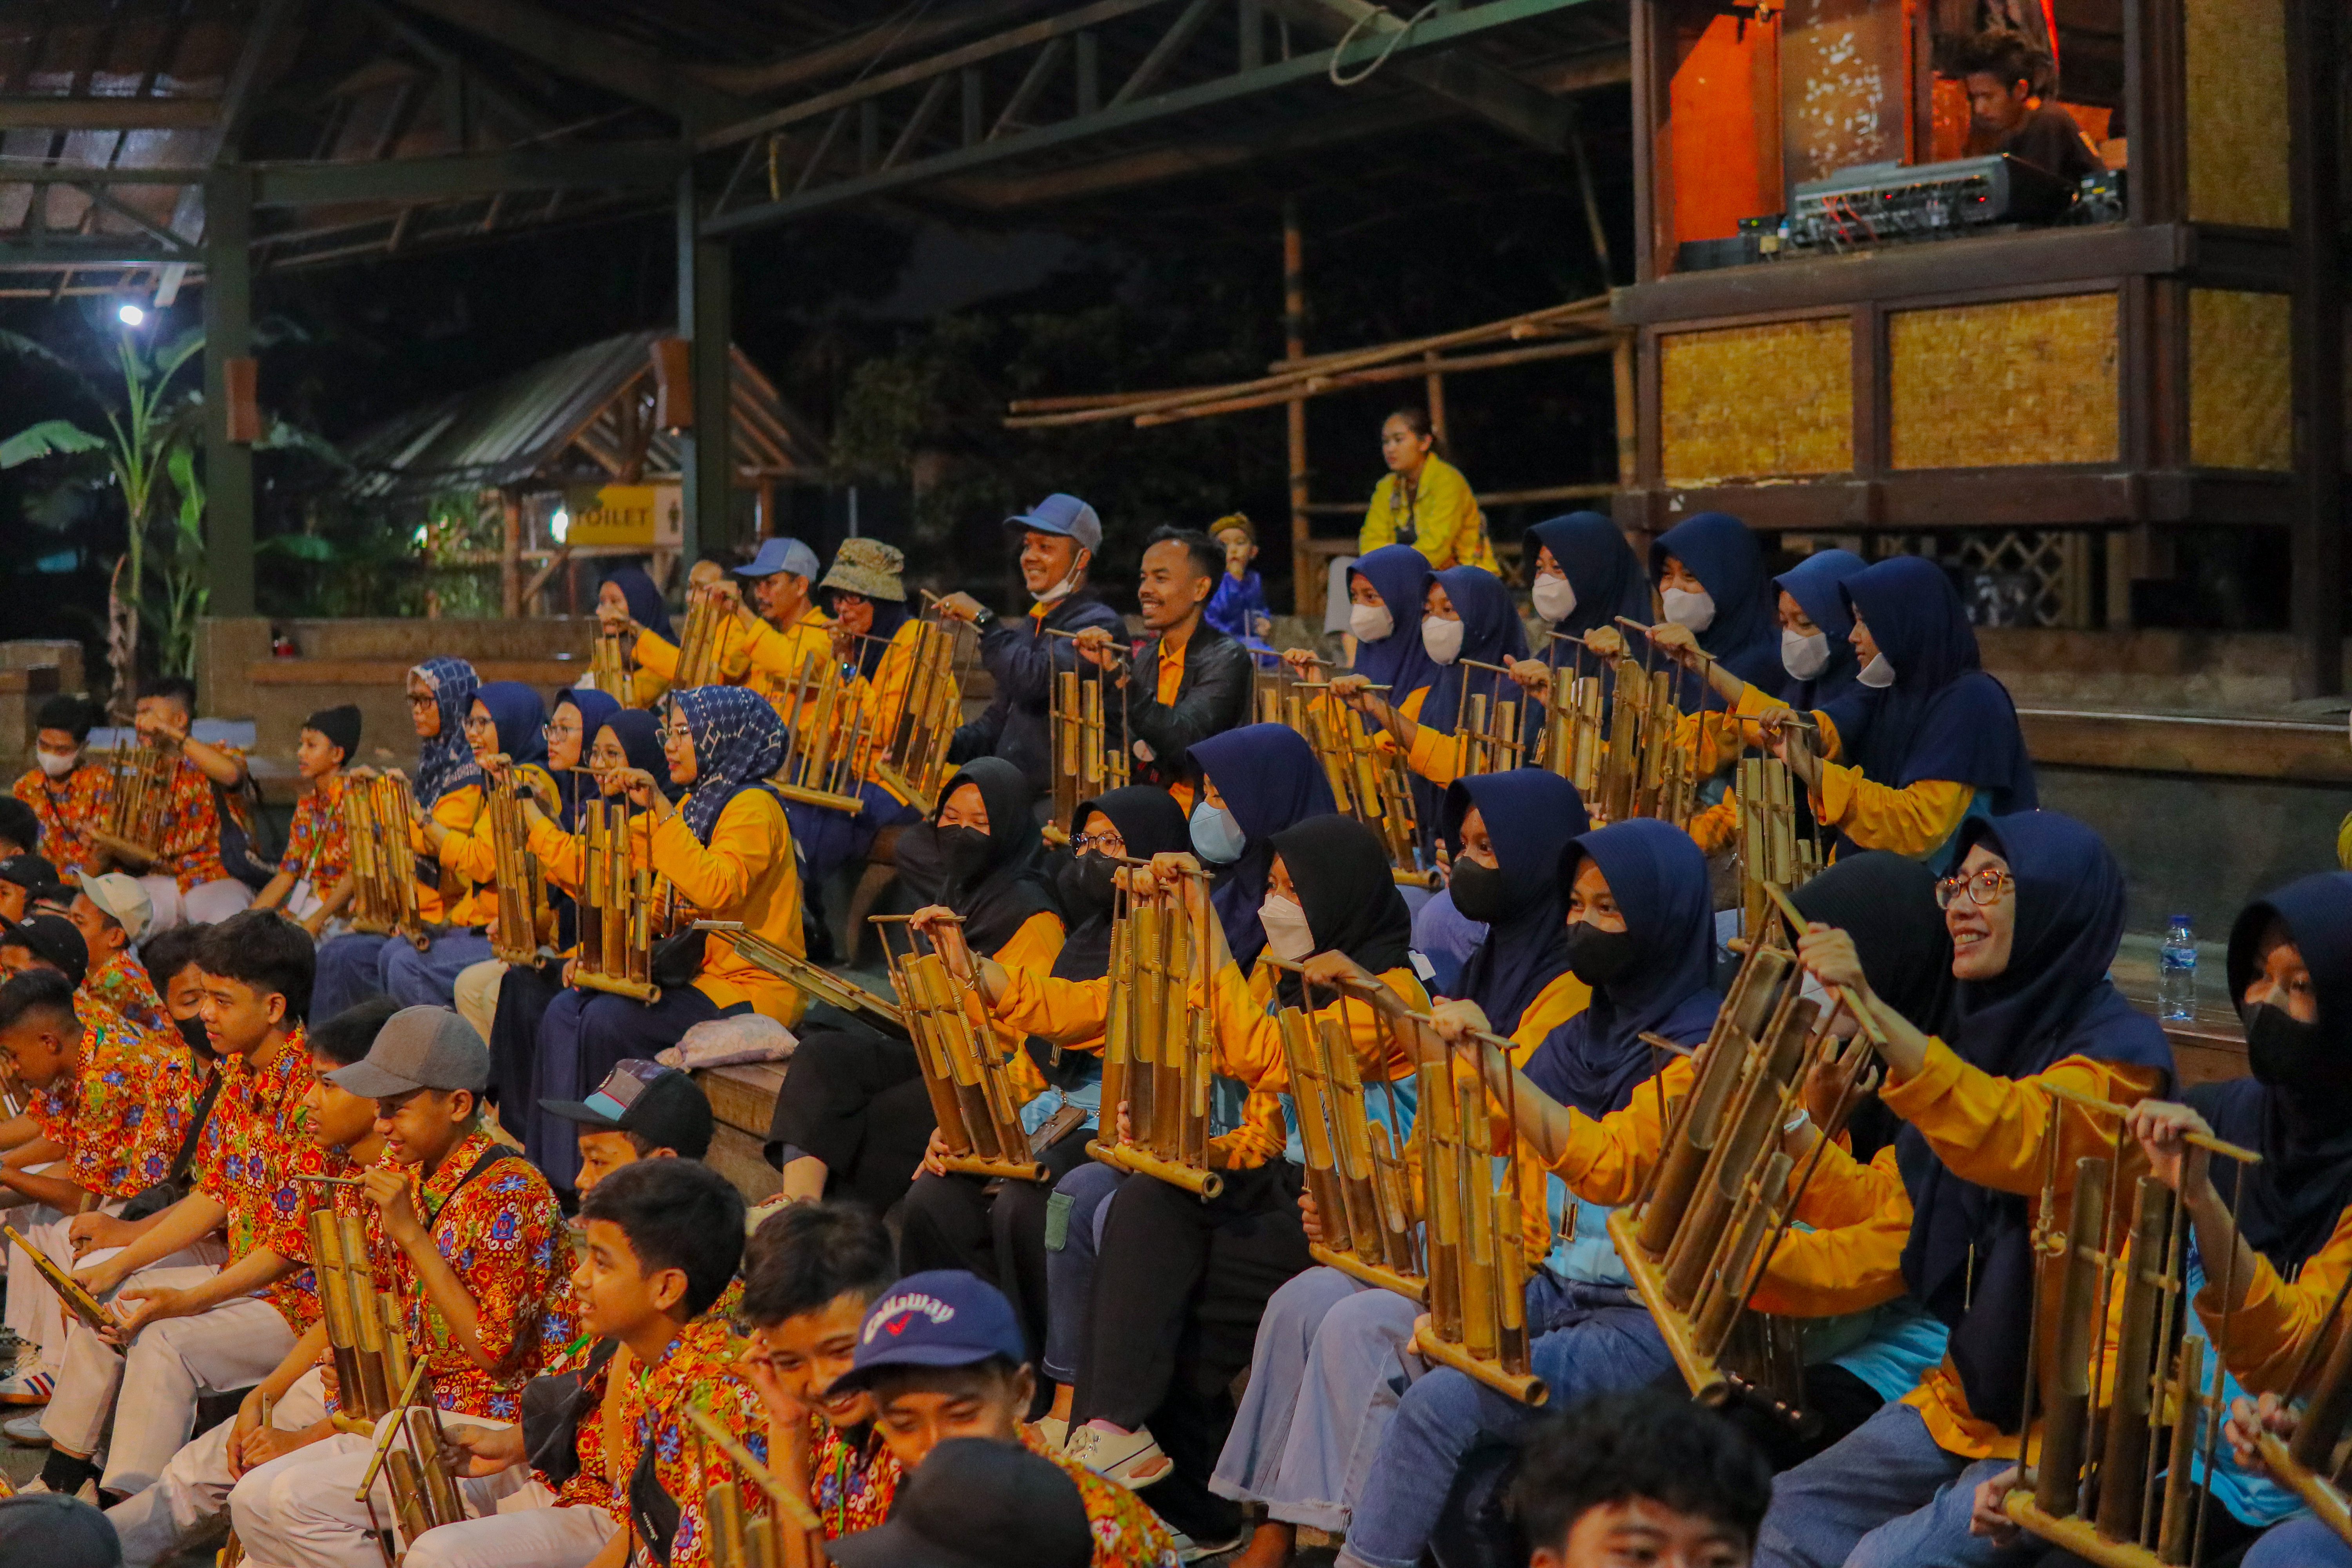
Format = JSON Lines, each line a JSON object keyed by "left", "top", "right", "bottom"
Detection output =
{"left": 1270, "top": 962, "right": 1424, "bottom": 1302}
{"left": 1584, "top": 618, "right": 1698, "bottom": 829}
{"left": 3, "top": 1224, "right": 111, "bottom": 1332}
{"left": 1608, "top": 893, "right": 1880, "bottom": 1424}
{"left": 1045, "top": 627, "right": 1129, "bottom": 844}
{"left": 352, "top": 1356, "right": 467, "bottom": 1552}
{"left": 92, "top": 739, "right": 177, "bottom": 872}
{"left": 768, "top": 649, "right": 869, "bottom": 814}
{"left": 344, "top": 774, "right": 429, "bottom": 950}
{"left": 1087, "top": 860, "right": 1223, "bottom": 1198}
{"left": 572, "top": 791, "right": 678, "bottom": 1003}
{"left": 684, "top": 1392, "right": 829, "bottom": 1568}
{"left": 692, "top": 920, "right": 904, "bottom": 1031}
{"left": 1449, "top": 659, "right": 1528, "bottom": 779}
{"left": 872, "top": 913, "right": 1043, "bottom": 1183}
{"left": 486, "top": 766, "right": 551, "bottom": 965}
{"left": 302, "top": 1202, "right": 413, "bottom": 1428}
{"left": 1996, "top": 1086, "right": 2266, "bottom": 1568}
{"left": 590, "top": 630, "right": 638, "bottom": 707}
{"left": 869, "top": 606, "right": 967, "bottom": 816}
{"left": 2249, "top": 1265, "right": 2352, "bottom": 1548}
{"left": 671, "top": 584, "right": 730, "bottom": 690}
{"left": 1535, "top": 631, "right": 1607, "bottom": 795}
{"left": 1290, "top": 670, "right": 1427, "bottom": 886}
{"left": 1736, "top": 753, "right": 1822, "bottom": 942}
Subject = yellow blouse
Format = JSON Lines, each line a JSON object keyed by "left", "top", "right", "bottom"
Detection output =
{"left": 646, "top": 790, "right": 806, "bottom": 1025}
{"left": 429, "top": 766, "right": 558, "bottom": 929}
{"left": 1358, "top": 455, "right": 1497, "bottom": 574}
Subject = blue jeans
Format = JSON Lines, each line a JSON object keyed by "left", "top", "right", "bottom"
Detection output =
{"left": 1041, "top": 1161, "right": 1125, "bottom": 1387}
{"left": 1341, "top": 1279, "right": 1674, "bottom": 1568}
{"left": 2246, "top": 1515, "right": 2352, "bottom": 1568}
{"left": 312, "top": 933, "right": 390, "bottom": 1023}
{"left": 380, "top": 930, "right": 494, "bottom": 1009}
{"left": 1754, "top": 1400, "right": 2035, "bottom": 1568}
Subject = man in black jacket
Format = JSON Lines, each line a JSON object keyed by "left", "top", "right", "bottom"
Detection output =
{"left": 1073, "top": 527, "right": 1252, "bottom": 795}
{"left": 937, "top": 494, "right": 1127, "bottom": 804}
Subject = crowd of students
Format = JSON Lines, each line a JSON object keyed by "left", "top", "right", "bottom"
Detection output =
{"left": 0, "top": 439, "right": 2344, "bottom": 1568}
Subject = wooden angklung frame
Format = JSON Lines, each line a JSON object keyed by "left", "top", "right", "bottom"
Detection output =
{"left": 572, "top": 792, "right": 674, "bottom": 1003}
{"left": 590, "top": 630, "right": 637, "bottom": 707}
{"left": 302, "top": 1201, "right": 413, "bottom": 1430}
{"left": 1998, "top": 1087, "right": 2269, "bottom": 1568}
{"left": 1087, "top": 860, "right": 1223, "bottom": 1198}
{"left": 93, "top": 739, "right": 176, "bottom": 872}
{"left": 485, "top": 769, "right": 549, "bottom": 966}
{"left": 684, "top": 1394, "right": 829, "bottom": 1568}
{"left": 1045, "top": 627, "right": 1129, "bottom": 844}
{"left": 343, "top": 775, "right": 428, "bottom": 950}
{"left": 1449, "top": 659, "right": 1528, "bottom": 779}
{"left": 1608, "top": 896, "right": 1880, "bottom": 1423}
{"left": 671, "top": 584, "right": 730, "bottom": 690}
{"left": 771, "top": 651, "right": 870, "bottom": 815}
{"left": 869, "top": 609, "right": 965, "bottom": 816}
{"left": 2250, "top": 1261, "right": 2352, "bottom": 1547}
{"left": 1287, "top": 670, "right": 1426, "bottom": 885}
{"left": 1536, "top": 632, "right": 1608, "bottom": 796}
{"left": 695, "top": 920, "right": 904, "bottom": 1031}
{"left": 872, "top": 913, "right": 1043, "bottom": 1183}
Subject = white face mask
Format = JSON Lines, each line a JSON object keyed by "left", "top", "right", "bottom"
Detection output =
{"left": 1858, "top": 652, "right": 1896, "bottom": 688}
{"left": 1259, "top": 893, "right": 1316, "bottom": 962}
{"left": 1421, "top": 617, "right": 1465, "bottom": 665}
{"left": 1530, "top": 572, "right": 1577, "bottom": 624}
{"left": 36, "top": 748, "right": 78, "bottom": 779}
{"left": 1781, "top": 629, "right": 1831, "bottom": 681}
{"left": 1660, "top": 586, "right": 1716, "bottom": 631}
{"left": 1031, "top": 557, "right": 1084, "bottom": 604}
{"left": 1349, "top": 602, "right": 1394, "bottom": 643}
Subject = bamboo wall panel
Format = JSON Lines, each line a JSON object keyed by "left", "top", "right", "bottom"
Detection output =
{"left": 2189, "top": 289, "right": 2293, "bottom": 472}
{"left": 1888, "top": 294, "right": 2117, "bottom": 469}
{"left": 1779, "top": 0, "right": 1908, "bottom": 188}
{"left": 2184, "top": 0, "right": 2288, "bottom": 228}
{"left": 1659, "top": 318, "right": 1853, "bottom": 484}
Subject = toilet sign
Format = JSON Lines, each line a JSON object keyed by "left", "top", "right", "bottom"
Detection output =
{"left": 561, "top": 484, "right": 681, "bottom": 548}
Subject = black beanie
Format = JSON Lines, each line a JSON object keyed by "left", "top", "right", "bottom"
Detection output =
{"left": 304, "top": 704, "right": 362, "bottom": 763}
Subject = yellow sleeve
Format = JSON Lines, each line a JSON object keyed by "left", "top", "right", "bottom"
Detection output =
{"left": 1877, "top": 1044, "right": 2166, "bottom": 1200}
{"left": 1547, "top": 1054, "right": 1693, "bottom": 1206}
{"left": 992, "top": 967, "right": 1109, "bottom": 1051}
{"left": 1358, "top": 477, "right": 1398, "bottom": 555}
{"left": 1200, "top": 956, "right": 1288, "bottom": 1169}
{"left": 525, "top": 812, "right": 583, "bottom": 893}
{"left": 1416, "top": 461, "right": 1495, "bottom": 574}
{"left": 738, "top": 618, "right": 818, "bottom": 683}
{"left": 1786, "top": 1130, "right": 1907, "bottom": 1233}
{"left": 647, "top": 795, "right": 777, "bottom": 913}
{"left": 1506, "top": 971, "right": 1591, "bottom": 1053}
{"left": 632, "top": 628, "right": 680, "bottom": 682}
{"left": 989, "top": 911, "right": 1066, "bottom": 975}
{"left": 2337, "top": 808, "right": 2352, "bottom": 870}
{"left": 1816, "top": 769, "right": 1973, "bottom": 857}
{"left": 1404, "top": 722, "right": 1465, "bottom": 787}
{"left": 2198, "top": 1202, "right": 2352, "bottom": 1396}
{"left": 1749, "top": 1144, "right": 1913, "bottom": 1316}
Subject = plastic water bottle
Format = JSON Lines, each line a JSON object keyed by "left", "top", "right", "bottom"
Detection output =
{"left": 2159, "top": 915, "right": 2196, "bottom": 1021}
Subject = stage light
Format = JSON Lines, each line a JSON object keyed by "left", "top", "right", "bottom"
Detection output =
{"left": 117, "top": 303, "right": 146, "bottom": 327}
{"left": 549, "top": 508, "right": 571, "bottom": 544}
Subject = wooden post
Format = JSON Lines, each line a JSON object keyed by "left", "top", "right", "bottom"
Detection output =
{"left": 1284, "top": 199, "right": 1313, "bottom": 617}
{"left": 202, "top": 166, "right": 255, "bottom": 617}
{"left": 1612, "top": 332, "right": 1638, "bottom": 489}
{"left": 677, "top": 162, "right": 734, "bottom": 565}
{"left": 2287, "top": 0, "right": 2344, "bottom": 696}
{"left": 1423, "top": 352, "right": 1447, "bottom": 448}
{"left": 499, "top": 491, "right": 521, "bottom": 619}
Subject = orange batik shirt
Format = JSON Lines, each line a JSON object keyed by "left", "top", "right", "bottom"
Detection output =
{"left": 193, "top": 1027, "right": 321, "bottom": 1331}
{"left": 32, "top": 1011, "right": 207, "bottom": 1200}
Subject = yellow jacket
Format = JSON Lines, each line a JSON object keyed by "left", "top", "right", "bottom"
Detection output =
{"left": 1359, "top": 455, "right": 1497, "bottom": 573}
{"left": 425, "top": 767, "right": 558, "bottom": 929}
{"left": 2195, "top": 1200, "right": 2352, "bottom": 1397}
{"left": 1200, "top": 958, "right": 1431, "bottom": 1172}
{"left": 1721, "top": 684, "right": 1976, "bottom": 858}
{"left": 647, "top": 790, "right": 806, "bottom": 1025}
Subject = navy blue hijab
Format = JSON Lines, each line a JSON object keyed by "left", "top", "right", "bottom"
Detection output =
{"left": 1348, "top": 544, "right": 1437, "bottom": 694}
{"left": 601, "top": 565, "right": 673, "bottom": 641}
{"left": 1772, "top": 548, "right": 1867, "bottom": 707}
{"left": 1826, "top": 556, "right": 2036, "bottom": 825}
{"left": 1525, "top": 512, "right": 1650, "bottom": 644}
{"left": 1896, "top": 809, "right": 2173, "bottom": 1431}
{"left": 1650, "top": 512, "right": 1786, "bottom": 704}
{"left": 551, "top": 688, "right": 620, "bottom": 828}
{"left": 1417, "top": 566, "right": 1532, "bottom": 733}
{"left": 1188, "top": 724, "right": 1339, "bottom": 972}
{"left": 471, "top": 682, "right": 549, "bottom": 771}
{"left": 2194, "top": 873, "right": 2352, "bottom": 1271}
{"left": 1524, "top": 818, "right": 1719, "bottom": 1118}
{"left": 1443, "top": 770, "right": 1588, "bottom": 1038}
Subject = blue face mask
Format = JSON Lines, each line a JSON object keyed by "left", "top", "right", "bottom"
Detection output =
{"left": 1189, "top": 800, "right": 1247, "bottom": 865}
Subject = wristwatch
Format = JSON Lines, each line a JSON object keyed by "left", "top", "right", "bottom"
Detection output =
{"left": 971, "top": 605, "right": 996, "bottom": 628}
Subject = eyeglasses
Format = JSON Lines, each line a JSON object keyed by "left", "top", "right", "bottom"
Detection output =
{"left": 657, "top": 725, "right": 688, "bottom": 747}
{"left": 1070, "top": 831, "right": 1123, "bottom": 856}
{"left": 1935, "top": 869, "right": 2014, "bottom": 909}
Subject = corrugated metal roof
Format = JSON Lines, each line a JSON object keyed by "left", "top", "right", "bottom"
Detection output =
{"left": 342, "top": 328, "right": 825, "bottom": 501}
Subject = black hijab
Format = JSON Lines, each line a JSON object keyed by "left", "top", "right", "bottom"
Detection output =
{"left": 1267, "top": 814, "right": 1414, "bottom": 1009}
{"left": 1443, "top": 769, "right": 1588, "bottom": 1037}
{"left": 935, "top": 757, "right": 1058, "bottom": 957}
{"left": 1050, "top": 787, "right": 1190, "bottom": 985}
{"left": 2192, "top": 873, "right": 2352, "bottom": 1272}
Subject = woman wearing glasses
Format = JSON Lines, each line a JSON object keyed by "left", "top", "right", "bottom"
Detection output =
{"left": 309, "top": 656, "right": 485, "bottom": 1021}
{"left": 1737, "top": 809, "right": 2172, "bottom": 1568}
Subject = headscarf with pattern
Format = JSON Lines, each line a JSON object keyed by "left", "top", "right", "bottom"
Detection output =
{"left": 409, "top": 656, "right": 482, "bottom": 807}
{"left": 666, "top": 686, "right": 785, "bottom": 844}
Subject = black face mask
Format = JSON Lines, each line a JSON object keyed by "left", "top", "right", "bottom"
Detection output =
{"left": 939, "top": 824, "right": 993, "bottom": 886}
{"left": 173, "top": 1011, "right": 212, "bottom": 1057}
{"left": 1057, "top": 853, "right": 1118, "bottom": 919}
{"left": 2246, "top": 1001, "right": 2328, "bottom": 1094}
{"left": 1447, "top": 857, "right": 1508, "bottom": 925}
{"left": 1562, "top": 921, "right": 1639, "bottom": 987}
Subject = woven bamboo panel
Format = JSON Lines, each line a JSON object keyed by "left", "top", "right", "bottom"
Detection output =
{"left": 2189, "top": 289, "right": 2293, "bottom": 472}
{"left": 1660, "top": 318, "right": 1853, "bottom": 484}
{"left": 2185, "top": 0, "right": 2288, "bottom": 228}
{"left": 1888, "top": 294, "right": 2117, "bottom": 469}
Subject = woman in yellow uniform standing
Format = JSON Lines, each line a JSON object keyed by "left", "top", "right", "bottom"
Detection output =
{"left": 1356, "top": 408, "right": 1497, "bottom": 574}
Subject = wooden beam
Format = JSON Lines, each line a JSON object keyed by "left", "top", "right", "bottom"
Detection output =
{"left": 204, "top": 167, "right": 255, "bottom": 618}
{"left": 0, "top": 96, "right": 215, "bottom": 129}
{"left": 388, "top": 0, "right": 751, "bottom": 127}
{"left": 2287, "top": 0, "right": 2344, "bottom": 697}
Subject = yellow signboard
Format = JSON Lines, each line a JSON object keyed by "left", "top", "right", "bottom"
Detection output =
{"left": 562, "top": 485, "right": 680, "bottom": 548}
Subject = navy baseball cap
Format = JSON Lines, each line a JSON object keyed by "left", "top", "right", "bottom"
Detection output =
{"left": 826, "top": 1270, "right": 1025, "bottom": 1394}
{"left": 1005, "top": 494, "right": 1101, "bottom": 556}
{"left": 737, "top": 537, "right": 821, "bottom": 581}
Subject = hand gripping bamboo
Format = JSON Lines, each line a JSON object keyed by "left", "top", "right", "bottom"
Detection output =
{"left": 875, "top": 914, "right": 1044, "bottom": 1183}
{"left": 1045, "top": 628, "right": 1130, "bottom": 843}
{"left": 3, "top": 1225, "right": 111, "bottom": 1332}
{"left": 591, "top": 631, "right": 638, "bottom": 707}
{"left": 686, "top": 1393, "right": 829, "bottom": 1568}
{"left": 92, "top": 740, "right": 176, "bottom": 872}
{"left": 1086, "top": 862, "right": 1224, "bottom": 1198}
{"left": 572, "top": 793, "right": 671, "bottom": 1002}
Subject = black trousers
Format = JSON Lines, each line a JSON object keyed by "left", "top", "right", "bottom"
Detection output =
{"left": 490, "top": 958, "right": 564, "bottom": 1135}
{"left": 897, "top": 1126, "right": 1094, "bottom": 1376}
{"left": 1075, "top": 1161, "right": 1310, "bottom": 1542}
{"left": 764, "top": 1027, "right": 936, "bottom": 1212}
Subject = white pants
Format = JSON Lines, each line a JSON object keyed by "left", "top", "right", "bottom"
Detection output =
{"left": 5, "top": 1200, "right": 76, "bottom": 1369}
{"left": 404, "top": 1481, "right": 619, "bottom": 1568}
{"left": 44, "top": 1267, "right": 294, "bottom": 1495}
{"left": 138, "top": 876, "right": 254, "bottom": 933}
{"left": 452, "top": 959, "right": 506, "bottom": 1051}
{"left": 230, "top": 1408, "right": 526, "bottom": 1568}
{"left": 106, "top": 1365, "right": 331, "bottom": 1568}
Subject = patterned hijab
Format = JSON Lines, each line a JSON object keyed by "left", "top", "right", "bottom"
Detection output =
{"left": 667, "top": 687, "right": 785, "bottom": 844}
{"left": 409, "top": 656, "right": 482, "bottom": 807}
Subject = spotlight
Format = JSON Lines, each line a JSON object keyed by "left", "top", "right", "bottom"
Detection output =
{"left": 116, "top": 303, "right": 147, "bottom": 327}
{"left": 549, "top": 508, "right": 571, "bottom": 544}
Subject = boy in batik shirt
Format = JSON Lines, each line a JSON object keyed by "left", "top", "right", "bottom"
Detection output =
{"left": 67, "top": 871, "right": 168, "bottom": 1032}
{"left": 251, "top": 705, "right": 359, "bottom": 936}
{"left": 13, "top": 694, "right": 107, "bottom": 877}
{"left": 120, "top": 675, "right": 256, "bottom": 929}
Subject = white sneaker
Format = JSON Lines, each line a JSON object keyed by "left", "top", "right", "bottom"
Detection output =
{"left": 0, "top": 1365, "right": 54, "bottom": 1405}
{"left": 1169, "top": 1529, "right": 1245, "bottom": 1563}
{"left": 1061, "top": 1424, "right": 1172, "bottom": 1490}
{"left": 4, "top": 1412, "right": 51, "bottom": 1446}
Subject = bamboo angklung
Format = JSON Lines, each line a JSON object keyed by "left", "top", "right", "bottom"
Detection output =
{"left": 572, "top": 792, "right": 673, "bottom": 1003}
{"left": 685, "top": 1394, "right": 829, "bottom": 1568}
{"left": 870, "top": 612, "right": 965, "bottom": 815}
{"left": 692, "top": 920, "right": 904, "bottom": 1030}
{"left": 93, "top": 740, "right": 176, "bottom": 871}
{"left": 2255, "top": 1270, "right": 2352, "bottom": 1548}
{"left": 671, "top": 584, "right": 729, "bottom": 689}
{"left": 1998, "top": 1089, "right": 2265, "bottom": 1568}
{"left": 1290, "top": 678, "right": 1428, "bottom": 885}
{"left": 1607, "top": 897, "right": 1880, "bottom": 1422}
{"left": 1086, "top": 860, "right": 1224, "bottom": 1198}
{"left": 1045, "top": 628, "right": 1129, "bottom": 843}
{"left": 1537, "top": 632, "right": 1607, "bottom": 795}
{"left": 1737, "top": 755, "right": 1820, "bottom": 941}
{"left": 3, "top": 1224, "right": 110, "bottom": 1332}
{"left": 486, "top": 767, "right": 549, "bottom": 965}
{"left": 1451, "top": 659, "right": 1528, "bottom": 779}
{"left": 1270, "top": 962, "right": 1424, "bottom": 1302}
{"left": 875, "top": 914, "right": 1043, "bottom": 1183}
{"left": 770, "top": 651, "right": 869, "bottom": 815}
{"left": 591, "top": 631, "right": 638, "bottom": 707}
{"left": 343, "top": 775, "right": 428, "bottom": 949}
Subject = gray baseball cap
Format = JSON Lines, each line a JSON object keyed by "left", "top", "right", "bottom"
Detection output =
{"left": 326, "top": 1004, "right": 490, "bottom": 1097}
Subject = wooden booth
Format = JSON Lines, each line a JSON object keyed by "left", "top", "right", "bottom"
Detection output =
{"left": 1611, "top": 0, "right": 2341, "bottom": 679}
